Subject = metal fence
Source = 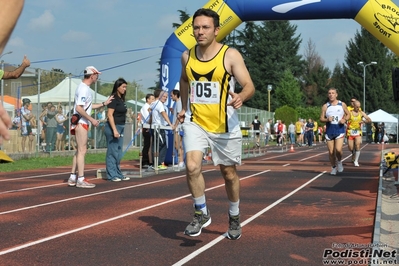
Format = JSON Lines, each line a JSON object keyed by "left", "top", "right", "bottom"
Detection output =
{"left": 1, "top": 66, "right": 275, "bottom": 156}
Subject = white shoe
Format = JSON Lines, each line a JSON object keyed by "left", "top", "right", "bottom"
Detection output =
{"left": 330, "top": 167, "right": 337, "bottom": 175}
{"left": 178, "top": 162, "right": 185, "bottom": 168}
{"left": 337, "top": 161, "right": 344, "bottom": 172}
{"left": 354, "top": 161, "right": 359, "bottom": 167}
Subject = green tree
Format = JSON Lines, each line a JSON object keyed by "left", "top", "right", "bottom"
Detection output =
{"left": 301, "top": 39, "right": 331, "bottom": 106}
{"left": 37, "top": 68, "right": 67, "bottom": 95}
{"left": 274, "top": 69, "right": 305, "bottom": 108}
{"left": 274, "top": 105, "right": 297, "bottom": 125}
{"left": 296, "top": 106, "right": 321, "bottom": 125}
{"left": 172, "top": 9, "right": 190, "bottom": 29}
{"left": 235, "top": 21, "right": 304, "bottom": 110}
{"left": 341, "top": 27, "right": 397, "bottom": 113}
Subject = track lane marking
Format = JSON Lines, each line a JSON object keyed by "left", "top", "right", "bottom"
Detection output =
{"left": 0, "top": 167, "right": 99, "bottom": 182}
{"left": 172, "top": 171, "right": 326, "bottom": 266}
{"left": 0, "top": 171, "right": 212, "bottom": 215}
{"left": 0, "top": 170, "right": 270, "bottom": 256}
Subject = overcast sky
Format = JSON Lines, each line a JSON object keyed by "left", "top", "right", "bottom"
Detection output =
{"left": 2, "top": 0, "right": 399, "bottom": 89}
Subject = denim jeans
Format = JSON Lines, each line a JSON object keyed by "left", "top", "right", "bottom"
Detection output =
{"left": 289, "top": 133, "right": 295, "bottom": 144}
{"left": 264, "top": 133, "right": 269, "bottom": 145}
{"left": 104, "top": 122, "right": 125, "bottom": 180}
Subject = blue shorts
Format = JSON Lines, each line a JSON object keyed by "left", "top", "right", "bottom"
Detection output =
{"left": 57, "top": 124, "right": 65, "bottom": 134}
{"left": 325, "top": 133, "right": 345, "bottom": 141}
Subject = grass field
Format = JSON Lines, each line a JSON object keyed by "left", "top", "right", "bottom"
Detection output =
{"left": 0, "top": 150, "right": 139, "bottom": 172}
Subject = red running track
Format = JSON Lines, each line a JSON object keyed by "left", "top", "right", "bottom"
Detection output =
{"left": 0, "top": 143, "right": 384, "bottom": 265}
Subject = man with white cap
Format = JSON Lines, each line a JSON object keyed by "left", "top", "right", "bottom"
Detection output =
{"left": 68, "top": 66, "right": 113, "bottom": 188}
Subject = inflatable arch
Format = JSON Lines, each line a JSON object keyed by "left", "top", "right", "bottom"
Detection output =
{"left": 159, "top": 0, "right": 399, "bottom": 163}
{"left": 160, "top": 0, "right": 399, "bottom": 94}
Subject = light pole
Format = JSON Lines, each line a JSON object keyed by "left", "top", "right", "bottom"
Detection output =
{"left": 267, "top": 84, "right": 272, "bottom": 112}
{"left": 357, "top": 61, "right": 377, "bottom": 112}
{"left": 0, "top": 50, "right": 13, "bottom": 106}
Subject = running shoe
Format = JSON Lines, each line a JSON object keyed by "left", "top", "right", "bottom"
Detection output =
{"left": 68, "top": 176, "right": 76, "bottom": 187}
{"left": 178, "top": 162, "right": 185, "bottom": 168}
{"left": 330, "top": 166, "right": 337, "bottom": 175}
{"left": 158, "top": 164, "right": 168, "bottom": 170}
{"left": 184, "top": 209, "right": 211, "bottom": 237}
{"left": 111, "top": 177, "right": 121, "bottom": 182}
{"left": 227, "top": 213, "right": 242, "bottom": 240}
{"left": 337, "top": 161, "right": 344, "bottom": 172}
{"left": 354, "top": 161, "right": 359, "bottom": 167}
{"left": 121, "top": 176, "right": 130, "bottom": 181}
{"left": 76, "top": 178, "right": 96, "bottom": 188}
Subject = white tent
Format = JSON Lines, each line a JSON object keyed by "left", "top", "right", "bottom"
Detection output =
{"left": 368, "top": 109, "right": 398, "bottom": 123}
{"left": 3, "top": 101, "right": 15, "bottom": 112}
{"left": 3, "top": 101, "right": 15, "bottom": 118}
{"left": 29, "top": 77, "right": 108, "bottom": 104}
{"left": 368, "top": 109, "right": 398, "bottom": 143}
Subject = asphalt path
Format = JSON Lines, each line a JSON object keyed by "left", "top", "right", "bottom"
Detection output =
{"left": 0, "top": 143, "right": 384, "bottom": 266}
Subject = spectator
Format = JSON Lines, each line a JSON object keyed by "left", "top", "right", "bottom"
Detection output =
{"left": 378, "top": 122, "right": 386, "bottom": 144}
{"left": 295, "top": 118, "right": 303, "bottom": 146}
{"left": 104, "top": 78, "right": 130, "bottom": 182}
{"left": 55, "top": 106, "right": 67, "bottom": 151}
{"left": 313, "top": 120, "right": 318, "bottom": 144}
{"left": 11, "top": 109, "right": 21, "bottom": 130}
{"left": 140, "top": 93, "right": 155, "bottom": 168}
{"left": 149, "top": 89, "right": 174, "bottom": 169}
{"left": 171, "top": 89, "right": 185, "bottom": 168}
{"left": 288, "top": 121, "right": 295, "bottom": 144}
{"left": 264, "top": 119, "right": 272, "bottom": 146}
{"left": 305, "top": 118, "right": 314, "bottom": 147}
{"left": 45, "top": 104, "right": 57, "bottom": 152}
{"left": 251, "top": 115, "right": 262, "bottom": 147}
{"left": 96, "top": 106, "right": 106, "bottom": 148}
{"left": 20, "top": 98, "right": 34, "bottom": 152}
{"left": 67, "top": 66, "right": 113, "bottom": 189}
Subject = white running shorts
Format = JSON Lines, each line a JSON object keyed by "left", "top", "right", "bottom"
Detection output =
{"left": 182, "top": 122, "right": 242, "bottom": 166}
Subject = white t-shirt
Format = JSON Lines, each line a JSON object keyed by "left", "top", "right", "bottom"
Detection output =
{"left": 265, "top": 122, "right": 270, "bottom": 134}
{"left": 140, "top": 102, "right": 151, "bottom": 125}
{"left": 74, "top": 82, "right": 93, "bottom": 125}
{"left": 150, "top": 100, "right": 167, "bottom": 126}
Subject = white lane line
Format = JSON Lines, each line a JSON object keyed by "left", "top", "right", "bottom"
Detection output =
{"left": 0, "top": 173, "right": 188, "bottom": 215}
{"left": 259, "top": 148, "right": 312, "bottom": 161}
{"left": 0, "top": 167, "right": 99, "bottom": 182}
{"left": 172, "top": 171, "right": 326, "bottom": 266}
{"left": 0, "top": 170, "right": 270, "bottom": 256}
{"left": 299, "top": 152, "right": 327, "bottom": 161}
{"left": 0, "top": 183, "right": 66, "bottom": 195}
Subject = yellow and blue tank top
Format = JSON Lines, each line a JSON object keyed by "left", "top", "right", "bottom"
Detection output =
{"left": 185, "top": 45, "right": 239, "bottom": 133}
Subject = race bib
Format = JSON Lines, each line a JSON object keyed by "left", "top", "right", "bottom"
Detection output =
{"left": 329, "top": 115, "right": 340, "bottom": 125}
{"left": 190, "top": 81, "right": 220, "bottom": 104}
{"left": 350, "top": 129, "right": 360, "bottom": 136}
